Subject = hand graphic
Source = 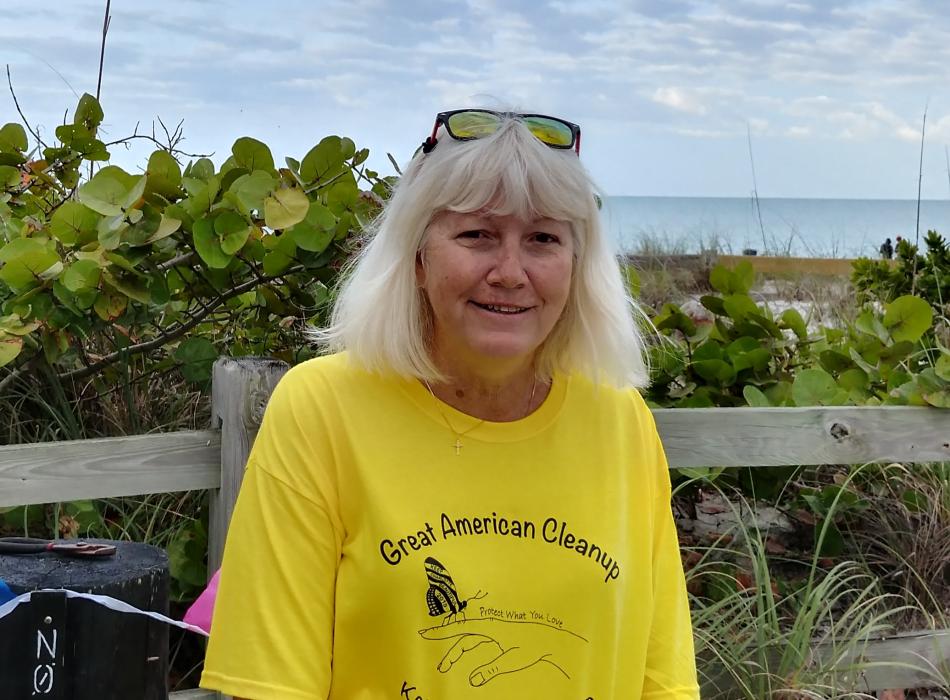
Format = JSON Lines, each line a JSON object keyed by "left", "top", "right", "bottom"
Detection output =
{"left": 418, "top": 617, "right": 587, "bottom": 687}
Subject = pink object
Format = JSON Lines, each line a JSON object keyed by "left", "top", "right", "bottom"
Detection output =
{"left": 183, "top": 568, "right": 220, "bottom": 633}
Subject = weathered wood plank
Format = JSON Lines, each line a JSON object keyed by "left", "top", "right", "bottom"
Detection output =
{"left": 655, "top": 406, "right": 950, "bottom": 468}
{"left": 2, "top": 407, "right": 946, "bottom": 510}
{"left": 856, "top": 628, "right": 950, "bottom": 690}
{"left": 208, "top": 357, "right": 288, "bottom": 575}
{"left": 0, "top": 431, "right": 220, "bottom": 507}
{"left": 170, "top": 690, "right": 216, "bottom": 700}
{"left": 701, "top": 628, "right": 950, "bottom": 694}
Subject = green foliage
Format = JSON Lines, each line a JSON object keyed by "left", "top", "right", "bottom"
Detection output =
{"left": 648, "top": 264, "right": 949, "bottom": 410}
{"left": 0, "top": 94, "right": 394, "bottom": 600}
{"left": 0, "top": 93, "right": 392, "bottom": 381}
{"left": 852, "top": 230, "right": 950, "bottom": 319}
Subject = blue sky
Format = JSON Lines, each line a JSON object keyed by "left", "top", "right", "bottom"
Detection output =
{"left": 4, "top": 0, "right": 950, "bottom": 199}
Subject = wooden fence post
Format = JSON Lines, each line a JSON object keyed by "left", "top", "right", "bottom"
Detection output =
{"left": 208, "top": 357, "right": 288, "bottom": 576}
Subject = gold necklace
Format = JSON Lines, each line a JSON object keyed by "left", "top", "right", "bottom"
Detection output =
{"left": 422, "top": 377, "right": 539, "bottom": 456}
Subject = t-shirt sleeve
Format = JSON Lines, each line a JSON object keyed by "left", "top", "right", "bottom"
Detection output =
{"left": 640, "top": 411, "right": 701, "bottom": 699}
{"left": 200, "top": 369, "right": 343, "bottom": 700}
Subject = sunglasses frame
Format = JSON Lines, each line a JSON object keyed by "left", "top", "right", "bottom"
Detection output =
{"left": 421, "top": 109, "right": 581, "bottom": 155}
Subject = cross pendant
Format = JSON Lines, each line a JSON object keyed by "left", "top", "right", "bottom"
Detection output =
{"left": 454, "top": 438, "right": 463, "bottom": 456}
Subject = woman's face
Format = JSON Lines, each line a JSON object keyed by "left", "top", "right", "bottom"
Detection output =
{"left": 417, "top": 210, "right": 575, "bottom": 372}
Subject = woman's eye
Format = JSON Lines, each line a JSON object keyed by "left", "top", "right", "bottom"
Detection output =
{"left": 534, "top": 232, "right": 560, "bottom": 244}
{"left": 458, "top": 230, "right": 486, "bottom": 240}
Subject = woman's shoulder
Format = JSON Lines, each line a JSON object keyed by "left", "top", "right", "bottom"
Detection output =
{"left": 274, "top": 352, "right": 400, "bottom": 403}
{"left": 566, "top": 371, "right": 653, "bottom": 413}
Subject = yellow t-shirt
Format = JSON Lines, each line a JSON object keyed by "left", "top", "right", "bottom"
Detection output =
{"left": 201, "top": 354, "right": 699, "bottom": 700}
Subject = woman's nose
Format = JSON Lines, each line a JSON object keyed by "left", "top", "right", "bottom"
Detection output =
{"left": 486, "top": 243, "right": 528, "bottom": 287}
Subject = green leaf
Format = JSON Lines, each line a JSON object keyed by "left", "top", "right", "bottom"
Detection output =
{"left": 189, "top": 158, "right": 215, "bottom": 181}
{"left": 74, "top": 93, "right": 104, "bottom": 131}
{"left": 0, "top": 334, "right": 23, "bottom": 367}
{"left": 175, "top": 336, "right": 217, "bottom": 384}
{"left": 181, "top": 176, "right": 220, "bottom": 219}
{"left": 97, "top": 214, "right": 129, "bottom": 250}
{"left": 192, "top": 217, "right": 233, "bottom": 269}
{"left": 93, "top": 288, "right": 127, "bottom": 321}
{"left": 288, "top": 202, "right": 336, "bottom": 253}
{"left": 300, "top": 135, "right": 348, "bottom": 183}
{"left": 819, "top": 349, "right": 853, "bottom": 373}
{"left": 936, "top": 353, "right": 950, "bottom": 381}
{"left": 838, "top": 368, "right": 869, "bottom": 391}
{"left": 723, "top": 294, "right": 759, "bottom": 322}
{"left": 232, "top": 137, "right": 275, "bottom": 173}
{"left": 50, "top": 201, "right": 99, "bottom": 245}
{"left": 62, "top": 259, "right": 102, "bottom": 292}
{"left": 883, "top": 295, "right": 933, "bottom": 343}
{"left": 143, "top": 214, "right": 182, "bottom": 244}
{"left": 854, "top": 310, "right": 890, "bottom": 344}
{"left": 229, "top": 170, "right": 276, "bottom": 213}
{"left": 792, "top": 368, "right": 838, "bottom": 406}
{"left": 0, "top": 314, "right": 40, "bottom": 335}
{"left": 700, "top": 295, "right": 727, "bottom": 316}
{"left": 693, "top": 359, "right": 736, "bottom": 385}
{"left": 922, "top": 387, "right": 950, "bottom": 408}
{"left": 215, "top": 210, "right": 251, "bottom": 255}
{"left": 732, "top": 261, "right": 754, "bottom": 294}
{"left": 709, "top": 265, "right": 735, "bottom": 294}
{"left": 0, "top": 123, "right": 28, "bottom": 152}
{"left": 146, "top": 150, "right": 182, "bottom": 199}
{"left": 262, "top": 232, "right": 297, "bottom": 275}
{"left": 78, "top": 173, "right": 127, "bottom": 216}
{"left": 780, "top": 308, "right": 807, "bottom": 339}
{"left": 0, "top": 238, "right": 59, "bottom": 290}
{"left": 102, "top": 270, "right": 150, "bottom": 304}
{"left": 743, "top": 385, "right": 771, "bottom": 407}
{"left": 264, "top": 187, "right": 309, "bottom": 230}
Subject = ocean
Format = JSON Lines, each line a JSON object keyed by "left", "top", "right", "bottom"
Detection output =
{"left": 601, "top": 196, "right": 950, "bottom": 258}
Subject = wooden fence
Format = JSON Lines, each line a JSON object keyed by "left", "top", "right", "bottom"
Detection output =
{"left": 1, "top": 357, "right": 949, "bottom": 697}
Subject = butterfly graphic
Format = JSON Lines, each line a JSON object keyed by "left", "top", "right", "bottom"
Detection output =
{"left": 423, "top": 556, "right": 486, "bottom": 625}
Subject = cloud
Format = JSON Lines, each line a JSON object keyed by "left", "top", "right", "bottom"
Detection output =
{"left": 651, "top": 87, "right": 707, "bottom": 115}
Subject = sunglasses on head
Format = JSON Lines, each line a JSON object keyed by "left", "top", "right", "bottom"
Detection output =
{"left": 419, "top": 109, "right": 581, "bottom": 155}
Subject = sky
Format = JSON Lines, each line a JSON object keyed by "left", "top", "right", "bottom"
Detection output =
{"left": 3, "top": 0, "right": 950, "bottom": 200}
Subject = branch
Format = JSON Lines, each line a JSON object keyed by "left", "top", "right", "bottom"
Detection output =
{"left": 96, "top": 0, "right": 111, "bottom": 102}
{"left": 912, "top": 103, "right": 927, "bottom": 296}
{"left": 157, "top": 251, "right": 195, "bottom": 271}
{"left": 0, "top": 363, "right": 29, "bottom": 395}
{"left": 105, "top": 128, "right": 211, "bottom": 160}
{"left": 58, "top": 265, "right": 306, "bottom": 382}
{"left": 5, "top": 64, "right": 47, "bottom": 150}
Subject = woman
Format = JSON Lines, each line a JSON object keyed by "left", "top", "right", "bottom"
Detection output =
{"left": 200, "top": 109, "right": 699, "bottom": 699}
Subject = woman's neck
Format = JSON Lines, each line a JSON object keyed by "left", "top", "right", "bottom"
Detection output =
{"left": 425, "top": 354, "right": 550, "bottom": 422}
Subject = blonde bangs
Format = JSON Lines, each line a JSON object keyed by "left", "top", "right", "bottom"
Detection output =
{"left": 416, "top": 120, "right": 593, "bottom": 236}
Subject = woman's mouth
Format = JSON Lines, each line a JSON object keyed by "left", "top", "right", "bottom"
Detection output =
{"left": 471, "top": 301, "right": 530, "bottom": 315}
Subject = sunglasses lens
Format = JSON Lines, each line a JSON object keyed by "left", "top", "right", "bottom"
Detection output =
{"left": 446, "top": 111, "right": 501, "bottom": 139}
{"left": 522, "top": 116, "right": 575, "bottom": 147}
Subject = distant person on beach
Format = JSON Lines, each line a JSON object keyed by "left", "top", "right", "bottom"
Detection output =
{"left": 879, "top": 237, "right": 894, "bottom": 259}
{"left": 199, "top": 110, "right": 700, "bottom": 699}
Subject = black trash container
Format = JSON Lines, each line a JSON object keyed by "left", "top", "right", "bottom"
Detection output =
{"left": 0, "top": 540, "right": 169, "bottom": 700}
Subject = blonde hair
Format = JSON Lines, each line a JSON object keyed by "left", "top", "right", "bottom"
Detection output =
{"left": 314, "top": 115, "right": 650, "bottom": 388}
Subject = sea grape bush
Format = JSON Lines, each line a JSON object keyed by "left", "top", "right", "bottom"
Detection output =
{"left": 646, "top": 261, "right": 949, "bottom": 410}
{"left": 0, "top": 93, "right": 391, "bottom": 391}
{"left": 852, "top": 230, "right": 949, "bottom": 331}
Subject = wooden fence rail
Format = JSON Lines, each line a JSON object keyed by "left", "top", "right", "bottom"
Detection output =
{"left": 1, "top": 357, "right": 949, "bottom": 697}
